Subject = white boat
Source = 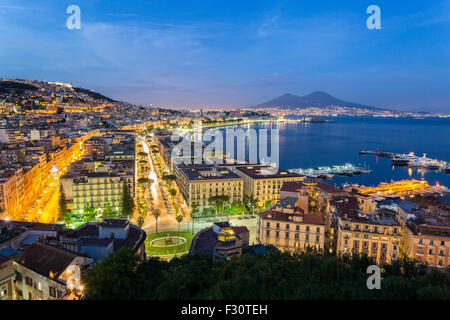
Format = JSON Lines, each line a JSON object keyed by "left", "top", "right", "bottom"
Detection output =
{"left": 392, "top": 152, "right": 417, "bottom": 165}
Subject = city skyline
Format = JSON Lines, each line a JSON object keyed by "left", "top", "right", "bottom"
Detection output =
{"left": 0, "top": 0, "right": 449, "bottom": 112}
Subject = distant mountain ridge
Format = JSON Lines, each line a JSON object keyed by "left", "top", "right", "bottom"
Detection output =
{"left": 253, "top": 91, "right": 384, "bottom": 110}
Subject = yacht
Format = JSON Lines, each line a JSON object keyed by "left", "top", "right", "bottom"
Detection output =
{"left": 392, "top": 152, "right": 416, "bottom": 165}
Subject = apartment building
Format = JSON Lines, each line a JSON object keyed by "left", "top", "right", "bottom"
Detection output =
{"left": 336, "top": 211, "right": 402, "bottom": 264}
{"left": 0, "top": 168, "right": 24, "bottom": 219}
{"left": 257, "top": 197, "right": 326, "bottom": 252}
{"left": 0, "top": 128, "right": 24, "bottom": 144}
{"left": 405, "top": 224, "right": 449, "bottom": 268}
{"left": 0, "top": 254, "right": 14, "bottom": 300}
{"left": 14, "top": 242, "right": 94, "bottom": 300}
{"left": 307, "top": 181, "right": 347, "bottom": 214}
{"left": 235, "top": 165, "right": 304, "bottom": 207}
{"left": 60, "top": 171, "right": 134, "bottom": 212}
{"left": 174, "top": 164, "right": 244, "bottom": 213}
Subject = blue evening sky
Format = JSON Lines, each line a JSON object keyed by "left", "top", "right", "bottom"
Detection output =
{"left": 0, "top": 0, "right": 449, "bottom": 111}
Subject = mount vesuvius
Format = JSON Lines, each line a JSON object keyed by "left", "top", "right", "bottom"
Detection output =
{"left": 253, "top": 91, "right": 384, "bottom": 110}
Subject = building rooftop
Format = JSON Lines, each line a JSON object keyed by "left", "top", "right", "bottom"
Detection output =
{"left": 0, "top": 220, "right": 64, "bottom": 233}
{"left": 190, "top": 223, "right": 249, "bottom": 256}
{"left": 180, "top": 165, "right": 242, "bottom": 181}
{"left": 100, "top": 219, "right": 129, "bottom": 228}
{"left": 17, "top": 242, "right": 81, "bottom": 280}
{"left": 280, "top": 181, "right": 306, "bottom": 193}
{"left": 236, "top": 165, "right": 302, "bottom": 179}
{"left": 258, "top": 210, "right": 325, "bottom": 225}
{"left": 0, "top": 253, "right": 11, "bottom": 264}
{"left": 314, "top": 181, "right": 346, "bottom": 194}
{"left": 63, "top": 220, "right": 145, "bottom": 254}
{"left": 341, "top": 211, "right": 400, "bottom": 226}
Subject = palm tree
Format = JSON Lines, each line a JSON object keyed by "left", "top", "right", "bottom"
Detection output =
{"left": 190, "top": 203, "right": 199, "bottom": 235}
{"left": 154, "top": 209, "right": 161, "bottom": 234}
{"left": 246, "top": 195, "right": 257, "bottom": 215}
{"left": 176, "top": 213, "right": 184, "bottom": 244}
{"left": 136, "top": 215, "right": 145, "bottom": 228}
{"left": 208, "top": 195, "right": 230, "bottom": 217}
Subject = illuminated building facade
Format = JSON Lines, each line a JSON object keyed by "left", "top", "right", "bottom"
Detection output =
{"left": 174, "top": 164, "right": 244, "bottom": 212}
{"left": 336, "top": 212, "right": 402, "bottom": 264}
{"left": 257, "top": 197, "right": 326, "bottom": 251}
{"left": 235, "top": 165, "right": 304, "bottom": 207}
{"left": 61, "top": 172, "right": 134, "bottom": 212}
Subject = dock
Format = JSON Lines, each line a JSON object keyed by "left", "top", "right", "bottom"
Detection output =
{"left": 359, "top": 150, "right": 449, "bottom": 173}
{"left": 289, "top": 163, "right": 372, "bottom": 179}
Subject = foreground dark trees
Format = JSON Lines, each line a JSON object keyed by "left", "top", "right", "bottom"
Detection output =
{"left": 83, "top": 248, "right": 450, "bottom": 300}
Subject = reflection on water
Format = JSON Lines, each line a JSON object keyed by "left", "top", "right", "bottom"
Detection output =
{"left": 226, "top": 117, "right": 450, "bottom": 199}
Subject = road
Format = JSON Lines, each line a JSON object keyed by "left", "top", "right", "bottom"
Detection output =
{"left": 141, "top": 140, "right": 177, "bottom": 228}
{"left": 23, "top": 144, "right": 84, "bottom": 223}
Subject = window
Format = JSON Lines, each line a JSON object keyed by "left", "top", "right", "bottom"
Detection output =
{"left": 25, "top": 276, "right": 33, "bottom": 287}
{"left": 419, "top": 238, "right": 423, "bottom": 245}
{"left": 430, "top": 240, "right": 434, "bottom": 246}
{"left": 441, "top": 241, "right": 445, "bottom": 246}
{"left": 285, "top": 232, "right": 289, "bottom": 239}
{"left": 0, "top": 285, "right": 7, "bottom": 297}
{"left": 16, "top": 272, "right": 23, "bottom": 282}
{"left": 266, "top": 230, "right": 270, "bottom": 237}
{"left": 316, "top": 235, "right": 320, "bottom": 243}
{"left": 296, "top": 225, "right": 300, "bottom": 231}
{"left": 276, "top": 223, "right": 280, "bottom": 229}
{"left": 49, "top": 287, "right": 56, "bottom": 298}
{"left": 266, "top": 222, "right": 270, "bottom": 228}
{"left": 295, "top": 233, "right": 299, "bottom": 240}
{"left": 316, "top": 227, "right": 320, "bottom": 233}
{"left": 275, "top": 231, "right": 280, "bottom": 238}
{"left": 306, "top": 226, "right": 310, "bottom": 232}
{"left": 286, "top": 224, "right": 290, "bottom": 230}
{"left": 305, "top": 234, "right": 309, "bottom": 241}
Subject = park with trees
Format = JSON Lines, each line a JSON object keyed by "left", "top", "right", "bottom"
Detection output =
{"left": 83, "top": 247, "right": 450, "bottom": 300}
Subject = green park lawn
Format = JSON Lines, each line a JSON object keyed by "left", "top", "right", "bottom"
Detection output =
{"left": 145, "top": 231, "right": 194, "bottom": 256}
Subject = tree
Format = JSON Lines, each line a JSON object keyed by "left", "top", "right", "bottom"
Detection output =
{"left": 154, "top": 209, "right": 161, "bottom": 234}
{"left": 84, "top": 249, "right": 450, "bottom": 300}
{"left": 137, "top": 177, "right": 150, "bottom": 184}
{"left": 103, "top": 205, "right": 113, "bottom": 219}
{"left": 84, "top": 248, "right": 142, "bottom": 300}
{"left": 136, "top": 215, "right": 145, "bottom": 228}
{"left": 190, "top": 203, "right": 199, "bottom": 235}
{"left": 162, "top": 174, "right": 177, "bottom": 187}
{"left": 121, "top": 182, "right": 134, "bottom": 217}
{"left": 245, "top": 195, "right": 257, "bottom": 215}
{"left": 83, "top": 203, "right": 96, "bottom": 222}
{"left": 169, "top": 188, "right": 177, "bottom": 197}
{"left": 59, "top": 187, "right": 69, "bottom": 222}
{"left": 208, "top": 195, "right": 230, "bottom": 216}
{"left": 138, "top": 200, "right": 148, "bottom": 217}
{"left": 176, "top": 214, "right": 184, "bottom": 245}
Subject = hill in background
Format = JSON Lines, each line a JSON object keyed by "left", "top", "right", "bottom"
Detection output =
{"left": 254, "top": 91, "right": 384, "bottom": 111}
